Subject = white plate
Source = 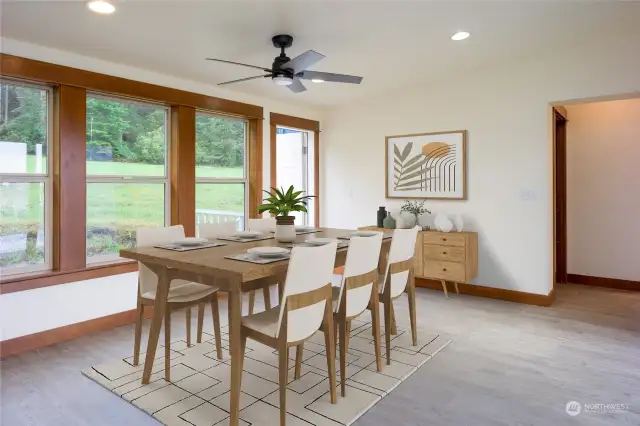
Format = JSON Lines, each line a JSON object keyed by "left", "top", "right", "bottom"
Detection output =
{"left": 352, "top": 231, "right": 379, "bottom": 237}
{"left": 247, "top": 247, "right": 289, "bottom": 258}
{"left": 175, "top": 237, "right": 208, "bottom": 246}
{"left": 234, "top": 231, "right": 263, "bottom": 239}
{"left": 305, "top": 237, "right": 337, "bottom": 246}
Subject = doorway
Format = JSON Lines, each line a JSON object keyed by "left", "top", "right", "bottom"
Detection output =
{"left": 554, "top": 108, "right": 568, "bottom": 286}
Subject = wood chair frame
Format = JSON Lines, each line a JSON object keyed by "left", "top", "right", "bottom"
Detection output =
{"left": 239, "top": 283, "right": 337, "bottom": 426}
{"left": 133, "top": 276, "right": 223, "bottom": 382}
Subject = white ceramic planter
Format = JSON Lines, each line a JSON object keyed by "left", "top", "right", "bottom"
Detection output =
{"left": 275, "top": 216, "right": 296, "bottom": 242}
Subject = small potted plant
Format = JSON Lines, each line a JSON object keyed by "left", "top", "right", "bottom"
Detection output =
{"left": 400, "top": 200, "right": 431, "bottom": 228}
{"left": 257, "top": 185, "right": 314, "bottom": 242}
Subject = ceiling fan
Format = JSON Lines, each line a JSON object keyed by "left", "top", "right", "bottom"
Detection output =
{"left": 206, "top": 34, "right": 363, "bottom": 93}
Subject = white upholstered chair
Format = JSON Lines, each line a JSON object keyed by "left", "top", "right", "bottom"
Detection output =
{"left": 239, "top": 242, "right": 338, "bottom": 426}
{"left": 376, "top": 226, "right": 420, "bottom": 364}
{"left": 134, "top": 225, "right": 223, "bottom": 381}
{"left": 295, "top": 233, "right": 384, "bottom": 396}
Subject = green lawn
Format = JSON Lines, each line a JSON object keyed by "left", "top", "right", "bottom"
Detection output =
{"left": 2, "top": 156, "right": 245, "bottom": 265}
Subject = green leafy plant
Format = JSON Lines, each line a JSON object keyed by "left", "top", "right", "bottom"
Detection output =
{"left": 400, "top": 199, "right": 431, "bottom": 221}
{"left": 257, "top": 185, "right": 314, "bottom": 217}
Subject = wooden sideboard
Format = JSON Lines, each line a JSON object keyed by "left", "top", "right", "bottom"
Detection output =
{"left": 360, "top": 226, "right": 478, "bottom": 297}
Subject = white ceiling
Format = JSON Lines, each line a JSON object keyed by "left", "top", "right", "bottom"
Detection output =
{"left": 2, "top": 0, "right": 640, "bottom": 108}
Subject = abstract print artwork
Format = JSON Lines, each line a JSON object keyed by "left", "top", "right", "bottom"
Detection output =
{"left": 386, "top": 130, "right": 466, "bottom": 199}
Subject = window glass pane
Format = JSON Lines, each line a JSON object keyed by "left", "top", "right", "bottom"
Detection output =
{"left": 196, "top": 183, "right": 245, "bottom": 231}
{"left": 0, "top": 82, "right": 49, "bottom": 174}
{"left": 86, "top": 183, "right": 165, "bottom": 259}
{"left": 86, "top": 96, "right": 166, "bottom": 177}
{"left": 195, "top": 113, "right": 246, "bottom": 179}
{"left": 0, "top": 182, "right": 46, "bottom": 270}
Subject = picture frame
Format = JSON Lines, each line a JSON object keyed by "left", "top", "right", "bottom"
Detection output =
{"left": 385, "top": 130, "right": 467, "bottom": 200}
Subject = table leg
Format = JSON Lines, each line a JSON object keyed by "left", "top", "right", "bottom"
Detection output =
{"left": 142, "top": 267, "right": 170, "bottom": 384}
{"left": 228, "top": 288, "right": 242, "bottom": 426}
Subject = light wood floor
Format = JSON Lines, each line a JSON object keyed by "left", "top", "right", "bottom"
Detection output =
{"left": 2, "top": 284, "right": 639, "bottom": 426}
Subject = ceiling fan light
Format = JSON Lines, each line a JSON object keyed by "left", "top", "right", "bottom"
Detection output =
{"left": 86, "top": 0, "right": 116, "bottom": 14}
{"left": 311, "top": 78, "right": 325, "bottom": 83}
{"left": 451, "top": 31, "right": 470, "bottom": 41}
{"left": 272, "top": 75, "right": 293, "bottom": 86}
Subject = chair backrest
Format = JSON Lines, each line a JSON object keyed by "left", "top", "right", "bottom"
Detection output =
{"left": 136, "top": 225, "right": 186, "bottom": 296}
{"left": 381, "top": 226, "right": 419, "bottom": 298}
{"left": 198, "top": 221, "right": 237, "bottom": 239}
{"left": 335, "top": 233, "right": 383, "bottom": 318}
{"left": 277, "top": 242, "right": 337, "bottom": 343}
{"left": 248, "top": 217, "right": 276, "bottom": 233}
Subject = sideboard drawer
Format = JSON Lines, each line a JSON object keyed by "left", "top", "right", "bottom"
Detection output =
{"left": 423, "top": 245, "right": 465, "bottom": 262}
{"left": 423, "top": 232, "right": 466, "bottom": 247}
{"left": 424, "top": 261, "right": 466, "bottom": 281}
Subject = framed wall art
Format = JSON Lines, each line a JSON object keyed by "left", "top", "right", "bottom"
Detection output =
{"left": 385, "top": 130, "right": 467, "bottom": 200}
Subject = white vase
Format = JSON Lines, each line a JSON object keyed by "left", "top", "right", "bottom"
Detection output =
{"left": 275, "top": 216, "right": 296, "bottom": 242}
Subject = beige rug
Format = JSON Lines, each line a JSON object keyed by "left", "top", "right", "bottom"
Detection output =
{"left": 83, "top": 317, "right": 451, "bottom": 426}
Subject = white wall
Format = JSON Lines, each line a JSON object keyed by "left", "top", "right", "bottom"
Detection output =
{"left": 0, "top": 38, "right": 324, "bottom": 340}
{"left": 565, "top": 99, "right": 640, "bottom": 281}
{"left": 321, "top": 32, "right": 640, "bottom": 296}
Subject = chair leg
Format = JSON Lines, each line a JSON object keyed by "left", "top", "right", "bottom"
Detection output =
{"left": 383, "top": 299, "right": 392, "bottom": 365}
{"left": 345, "top": 320, "right": 352, "bottom": 353}
{"left": 370, "top": 295, "right": 383, "bottom": 372}
{"left": 278, "top": 340, "right": 288, "bottom": 426}
{"left": 185, "top": 307, "right": 192, "bottom": 347}
{"left": 441, "top": 280, "right": 449, "bottom": 298}
{"left": 164, "top": 308, "right": 171, "bottom": 381}
{"left": 389, "top": 302, "right": 398, "bottom": 335}
{"left": 323, "top": 302, "right": 338, "bottom": 404}
{"left": 408, "top": 279, "right": 418, "bottom": 346}
{"left": 133, "top": 296, "right": 144, "bottom": 366}
{"left": 248, "top": 291, "right": 256, "bottom": 315}
{"left": 295, "top": 343, "right": 304, "bottom": 379}
{"left": 197, "top": 303, "right": 205, "bottom": 343}
{"left": 263, "top": 285, "right": 271, "bottom": 310}
{"left": 211, "top": 295, "right": 223, "bottom": 360}
{"left": 338, "top": 317, "right": 347, "bottom": 397}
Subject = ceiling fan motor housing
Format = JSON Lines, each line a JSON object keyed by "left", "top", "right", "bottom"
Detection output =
{"left": 271, "top": 34, "right": 295, "bottom": 78}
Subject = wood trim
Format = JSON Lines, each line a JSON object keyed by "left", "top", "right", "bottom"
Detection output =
{"left": 170, "top": 105, "right": 196, "bottom": 236}
{"left": 0, "top": 54, "right": 263, "bottom": 118}
{"left": 0, "top": 306, "right": 153, "bottom": 359}
{"left": 248, "top": 118, "right": 263, "bottom": 218}
{"left": 555, "top": 105, "right": 568, "bottom": 120}
{"left": 0, "top": 262, "right": 138, "bottom": 294}
{"left": 416, "top": 278, "right": 555, "bottom": 307}
{"left": 269, "top": 113, "right": 321, "bottom": 226}
{"left": 567, "top": 274, "right": 640, "bottom": 292}
{"left": 54, "top": 85, "right": 87, "bottom": 271}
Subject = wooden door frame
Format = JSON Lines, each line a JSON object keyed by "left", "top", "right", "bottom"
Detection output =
{"left": 269, "top": 113, "right": 320, "bottom": 227}
{"left": 553, "top": 106, "right": 568, "bottom": 289}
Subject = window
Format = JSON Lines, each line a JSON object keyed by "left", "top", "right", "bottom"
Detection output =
{"left": 86, "top": 95, "right": 169, "bottom": 262}
{"left": 195, "top": 112, "right": 247, "bottom": 232}
{"left": 0, "top": 80, "right": 52, "bottom": 275}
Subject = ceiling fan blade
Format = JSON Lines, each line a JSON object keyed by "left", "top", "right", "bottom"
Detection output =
{"left": 218, "top": 74, "right": 272, "bottom": 86}
{"left": 287, "top": 79, "right": 307, "bottom": 93}
{"left": 206, "top": 58, "right": 273, "bottom": 72}
{"left": 281, "top": 50, "right": 325, "bottom": 72}
{"left": 297, "top": 70, "right": 363, "bottom": 84}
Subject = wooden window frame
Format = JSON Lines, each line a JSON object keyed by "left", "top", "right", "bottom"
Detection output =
{"left": 269, "top": 113, "right": 320, "bottom": 227}
{"left": 0, "top": 54, "right": 264, "bottom": 294}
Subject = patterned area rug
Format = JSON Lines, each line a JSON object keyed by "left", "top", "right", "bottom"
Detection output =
{"left": 83, "top": 317, "right": 451, "bottom": 426}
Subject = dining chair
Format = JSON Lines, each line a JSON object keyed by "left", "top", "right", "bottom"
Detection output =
{"left": 134, "top": 225, "right": 223, "bottom": 381}
{"left": 374, "top": 226, "right": 420, "bottom": 364}
{"left": 295, "top": 232, "right": 384, "bottom": 397}
{"left": 239, "top": 242, "right": 338, "bottom": 426}
{"left": 246, "top": 217, "right": 278, "bottom": 314}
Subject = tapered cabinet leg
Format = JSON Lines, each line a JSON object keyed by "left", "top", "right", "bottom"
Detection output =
{"left": 441, "top": 280, "right": 449, "bottom": 298}
{"left": 453, "top": 281, "right": 460, "bottom": 294}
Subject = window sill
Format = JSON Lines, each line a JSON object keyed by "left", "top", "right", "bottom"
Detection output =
{"left": 0, "top": 261, "right": 138, "bottom": 295}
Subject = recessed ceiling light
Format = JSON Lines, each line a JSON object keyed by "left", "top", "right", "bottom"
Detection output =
{"left": 86, "top": 0, "right": 115, "bottom": 14}
{"left": 451, "top": 31, "right": 470, "bottom": 41}
{"left": 311, "top": 79, "right": 325, "bottom": 83}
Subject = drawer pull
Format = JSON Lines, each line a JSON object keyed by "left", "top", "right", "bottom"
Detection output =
{"left": 442, "top": 238, "right": 447, "bottom": 241}
{"left": 443, "top": 252, "right": 448, "bottom": 255}
{"left": 443, "top": 268, "right": 447, "bottom": 272}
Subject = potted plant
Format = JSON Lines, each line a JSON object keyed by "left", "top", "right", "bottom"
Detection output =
{"left": 400, "top": 200, "right": 431, "bottom": 228}
{"left": 257, "top": 185, "right": 314, "bottom": 242}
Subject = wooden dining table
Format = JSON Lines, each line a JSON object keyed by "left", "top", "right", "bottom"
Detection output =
{"left": 120, "top": 227, "right": 392, "bottom": 426}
